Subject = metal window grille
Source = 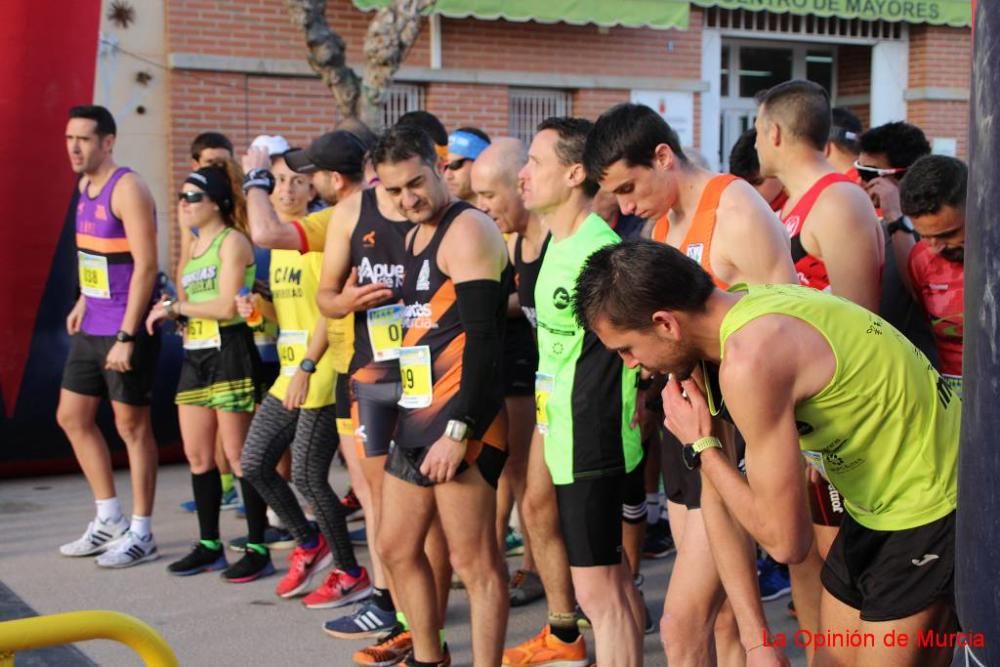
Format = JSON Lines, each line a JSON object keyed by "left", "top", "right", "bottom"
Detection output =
{"left": 381, "top": 84, "right": 425, "bottom": 127}
{"left": 706, "top": 7, "right": 903, "bottom": 41}
{"left": 508, "top": 89, "right": 572, "bottom": 144}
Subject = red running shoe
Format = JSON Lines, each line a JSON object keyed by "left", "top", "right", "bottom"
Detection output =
{"left": 341, "top": 488, "right": 365, "bottom": 522}
{"left": 303, "top": 566, "right": 373, "bottom": 609}
{"left": 274, "top": 534, "right": 333, "bottom": 598}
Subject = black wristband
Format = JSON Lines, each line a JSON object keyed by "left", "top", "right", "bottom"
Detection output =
{"left": 886, "top": 217, "right": 914, "bottom": 236}
{"left": 243, "top": 168, "right": 275, "bottom": 194}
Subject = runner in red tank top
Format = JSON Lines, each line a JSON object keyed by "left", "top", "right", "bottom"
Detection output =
{"left": 755, "top": 80, "right": 883, "bottom": 661}
{"left": 586, "top": 103, "right": 796, "bottom": 667}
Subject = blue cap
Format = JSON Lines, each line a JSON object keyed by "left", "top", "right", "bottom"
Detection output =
{"left": 448, "top": 131, "right": 490, "bottom": 161}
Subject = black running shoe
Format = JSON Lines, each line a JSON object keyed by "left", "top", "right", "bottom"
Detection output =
{"left": 222, "top": 547, "right": 275, "bottom": 583}
{"left": 167, "top": 543, "right": 227, "bottom": 576}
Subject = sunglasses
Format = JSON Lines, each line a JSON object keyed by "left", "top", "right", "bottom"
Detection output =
{"left": 444, "top": 158, "right": 471, "bottom": 172}
{"left": 854, "top": 160, "right": 907, "bottom": 183}
{"left": 177, "top": 191, "right": 206, "bottom": 203}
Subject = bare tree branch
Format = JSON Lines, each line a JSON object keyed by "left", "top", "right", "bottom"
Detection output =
{"left": 287, "top": 0, "right": 361, "bottom": 119}
{"left": 360, "top": 0, "right": 435, "bottom": 129}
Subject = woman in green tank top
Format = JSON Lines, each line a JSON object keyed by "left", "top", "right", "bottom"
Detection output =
{"left": 146, "top": 164, "right": 274, "bottom": 583}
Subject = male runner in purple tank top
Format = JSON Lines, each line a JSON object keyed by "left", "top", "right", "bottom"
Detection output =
{"left": 58, "top": 105, "right": 161, "bottom": 569}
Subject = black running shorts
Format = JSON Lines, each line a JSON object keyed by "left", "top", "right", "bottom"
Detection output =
{"left": 176, "top": 324, "right": 262, "bottom": 413}
{"left": 61, "top": 332, "right": 159, "bottom": 406}
{"left": 384, "top": 441, "right": 507, "bottom": 489}
{"left": 556, "top": 473, "right": 627, "bottom": 567}
{"left": 821, "top": 511, "right": 955, "bottom": 622}
{"left": 350, "top": 379, "right": 402, "bottom": 458}
{"left": 501, "top": 318, "right": 537, "bottom": 397}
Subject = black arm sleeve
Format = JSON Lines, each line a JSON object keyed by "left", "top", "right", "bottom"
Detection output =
{"left": 451, "top": 279, "right": 505, "bottom": 432}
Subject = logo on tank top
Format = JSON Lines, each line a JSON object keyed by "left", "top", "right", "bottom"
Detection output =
{"left": 686, "top": 243, "right": 704, "bottom": 264}
{"left": 783, "top": 215, "right": 800, "bottom": 237}
{"left": 416, "top": 260, "right": 431, "bottom": 292}
{"left": 362, "top": 231, "right": 376, "bottom": 248}
{"left": 95, "top": 205, "right": 108, "bottom": 221}
{"left": 552, "top": 287, "right": 571, "bottom": 310}
{"left": 357, "top": 257, "right": 404, "bottom": 288}
{"left": 402, "top": 302, "right": 436, "bottom": 330}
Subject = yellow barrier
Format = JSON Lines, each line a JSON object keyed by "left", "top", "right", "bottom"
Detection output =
{"left": 0, "top": 610, "right": 177, "bottom": 666}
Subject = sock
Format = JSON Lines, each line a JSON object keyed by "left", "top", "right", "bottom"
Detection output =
{"left": 191, "top": 469, "right": 222, "bottom": 541}
{"left": 396, "top": 611, "right": 410, "bottom": 631}
{"left": 239, "top": 477, "right": 268, "bottom": 545}
{"left": 345, "top": 565, "right": 362, "bottom": 578}
{"left": 199, "top": 539, "right": 222, "bottom": 551}
{"left": 95, "top": 497, "right": 123, "bottom": 523}
{"left": 548, "top": 612, "right": 579, "bottom": 643}
{"left": 301, "top": 522, "right": 319, "bottom": 549}
{"left": 439, "top": 628, "right": 446, "bottom": 649}
{"left": 130, "top": 515, "right": 151, "bottom": 539}
{"left": 373, "top": 587, "right": 395, "bottom": 613}
{"left": 220, "top": 472, "right": 235, "bottom": 495}
{"left": 645, "top": 493, "right": 660, "bottom": 525}
{"left": 246, "top": 542, "right": 268, "bottom": 556}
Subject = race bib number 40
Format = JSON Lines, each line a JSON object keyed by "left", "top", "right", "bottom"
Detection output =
{"left": 184, "top": 318, "right": 221, "bottom": 350}
{"left": 535, "top": 372, "right": 554, "bottom": 434}
{"left": 278, "top": 330, "right": 309, "bottom": 377}
{"left": 78, "top": 252, "right": 110, "bottom": 299}
{"left": 398, "top": 345, "right": 432, "bottom": 409}
{"left": 367, "top": 304, "right": 404, "bottom": 361}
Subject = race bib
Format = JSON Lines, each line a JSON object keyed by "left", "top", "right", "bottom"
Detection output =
{"left": 278, "top": 330, "right": 309, "bottom": 377}
{"left": 184, "top": 318, "right": 221, "bottom": 350}
{"left": 367, "top": 304, "right": 404, "bottom": 361}
{"left": 398, "top": 345, "right": 432, "bottom": 409}
{"left": 78, "top": 252, "right": 110, "bottom": 299}
{"left": 535, "top": 372, "right": 553, "bottom": 434}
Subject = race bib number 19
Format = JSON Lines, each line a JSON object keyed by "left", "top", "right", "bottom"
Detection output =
{"left": 398, "top": 345, "right": 432, "bottom": 409}
{"left": 184, "top": 318, "right": 221, "bottom": 350}
{"left": 367, "top": 304, "right": 404, "bottom": 361}
{"left": 278, "top": 330, "right": 309, "bottom": 377}
{"left": 78, "top": 252, "right": 110, "bottom": 299}
{"left": 535, "top": 372, "right": 554, "bottom": 434}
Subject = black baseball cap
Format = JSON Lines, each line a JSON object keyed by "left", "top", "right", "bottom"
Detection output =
{"left": 284, "top": 130, "right": 366, "bottom": 175}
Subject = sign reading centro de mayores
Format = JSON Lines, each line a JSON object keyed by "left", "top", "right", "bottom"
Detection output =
{"left": 690, "top": 0, "right": 970, "bottom": 26}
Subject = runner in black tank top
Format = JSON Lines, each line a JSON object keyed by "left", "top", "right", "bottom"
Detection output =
{"left": 514, "top": 232, "right": 551, "bottom": 329}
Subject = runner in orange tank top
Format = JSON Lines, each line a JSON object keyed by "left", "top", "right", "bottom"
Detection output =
{"left": 586, "top": 103, "right": 796, "bottom": 666}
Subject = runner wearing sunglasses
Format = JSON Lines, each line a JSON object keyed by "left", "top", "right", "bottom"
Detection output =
{"left": 444, "top": 127, "right": 491, "bottom": 204}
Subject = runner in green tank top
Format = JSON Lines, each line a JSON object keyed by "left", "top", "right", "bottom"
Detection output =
{"left": 575, "top": 238, "right": 960, "bottom": 667}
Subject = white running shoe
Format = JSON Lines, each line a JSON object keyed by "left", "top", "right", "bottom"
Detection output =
{"left": 59, "top": 517, "right": 128, "bottom": 557}
{"left": 95, "top": 531, "right": 160, "bottom": 568}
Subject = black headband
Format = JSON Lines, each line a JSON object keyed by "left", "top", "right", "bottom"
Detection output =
{"left": 185, "top": 166, "right": 233, "bottom": 215}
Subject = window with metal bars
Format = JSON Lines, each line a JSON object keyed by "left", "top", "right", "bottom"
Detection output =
{"left": 380, "top": 84, "right": 425, "bottom": 128}
{"left": 508, "top": 89, "right": 572, "bottom": 144}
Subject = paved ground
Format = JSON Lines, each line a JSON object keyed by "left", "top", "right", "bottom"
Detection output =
{"left": 0, "top": 463, "right": 805, "bottom": 665}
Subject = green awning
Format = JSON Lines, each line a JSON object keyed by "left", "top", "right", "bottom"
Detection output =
{"left": 690, "top": 0, "right": 970, "bottom": 27}
{"left": 351, "top": 0, "right": 691, "bottom": 29}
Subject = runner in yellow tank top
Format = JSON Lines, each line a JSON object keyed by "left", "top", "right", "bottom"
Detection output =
{"left": 575, "top": 239, "right": 960, "bottom": 667}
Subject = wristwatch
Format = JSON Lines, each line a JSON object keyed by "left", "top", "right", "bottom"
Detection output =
{"left": 299, "top": 359, "right": 317, "bottom": 374}
{"left": 886, "top": 216, "right": 914, "bottom": 236}
{"left": 115, "top": 330, "right": 136, "bottom": 343}
{"left": 444, "top": 419, "right": 469, "bottom": 442}
{"left": 682, "top": 436, "right": 723, "bottom": 471}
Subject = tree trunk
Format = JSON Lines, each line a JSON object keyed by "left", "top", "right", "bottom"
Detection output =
{"left": 287, "top": 0, "right": 361, "bottom": 120}
{"left": 360, "top": 0, "right": 435, "bottom": 130}
{"left": 287, "top": 0, "right": 433, "bottom": 130}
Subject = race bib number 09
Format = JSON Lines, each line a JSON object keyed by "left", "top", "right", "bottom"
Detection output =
{"left": 367, "top": 304, "right": 404, "bottom": 361}
{"left": 278, "top": 330, "right": 309, "bottom": 377}
{"left": 398, "top": 345, "right": 432, "bottom": 409}
{"left": 535, "top": 372, "right": 554, "bottom": 434}
{"left": 184, "top": 318, "right": 221, "bottom": 350}
{"left": 78, "top": 252, "right": 110, "bottom": 299}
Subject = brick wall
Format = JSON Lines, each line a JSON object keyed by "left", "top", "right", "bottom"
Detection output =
{"left": 836, "top": 45, "right": 871, "bottom": 130}
{"left": 907, "top": 25, "right": 971, "bottom": 157}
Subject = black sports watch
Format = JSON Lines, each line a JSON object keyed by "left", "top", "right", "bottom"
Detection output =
{"left": 682, "top": 437, "right": 723, "bottom": 471}
{"left": 886, "top": 217, "right": 914, "bottom": 236}
{"left": 243, "top": 168, "right": 275, "bottom": 194}
{"left": 299, "top": 358, "right": 317, "bottom": 374}
{"left": 115, "top": 330, "right": 136, "bottom": 343}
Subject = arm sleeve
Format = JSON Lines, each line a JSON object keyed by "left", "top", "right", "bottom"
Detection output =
{"left": 450, "top": 279, "right": 504, "bottom": 432}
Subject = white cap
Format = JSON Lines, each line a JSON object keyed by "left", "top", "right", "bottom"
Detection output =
{"left": 250, "top": 134, "right": 291, "bottom": 157}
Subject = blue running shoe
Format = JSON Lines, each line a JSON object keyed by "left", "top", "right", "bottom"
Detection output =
{"left": 349, "top": 525, "right": 367, "bottom": 547}
{"left": 178, "top": 487, "right": 241, "bottom": 513}
{"left": 758, "top": 556, "right": 791, "bottom": 601}
{"left": 323, "top": 600, "right": 397, "bottom": 640}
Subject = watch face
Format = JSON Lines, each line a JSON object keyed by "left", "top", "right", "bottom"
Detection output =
{"left": 682, "top": 445, "right": 699, "bottom": 471}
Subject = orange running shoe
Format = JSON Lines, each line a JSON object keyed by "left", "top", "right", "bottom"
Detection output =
{"left": 502, "top": 625, "right": 588, "bottom": 666}
{"left": 353, "top": 626, "right": 413, "bottom": 666}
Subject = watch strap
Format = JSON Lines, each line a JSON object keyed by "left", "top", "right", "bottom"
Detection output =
{"left": 691, "top": 436, "right": 723, "bottom": 454}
